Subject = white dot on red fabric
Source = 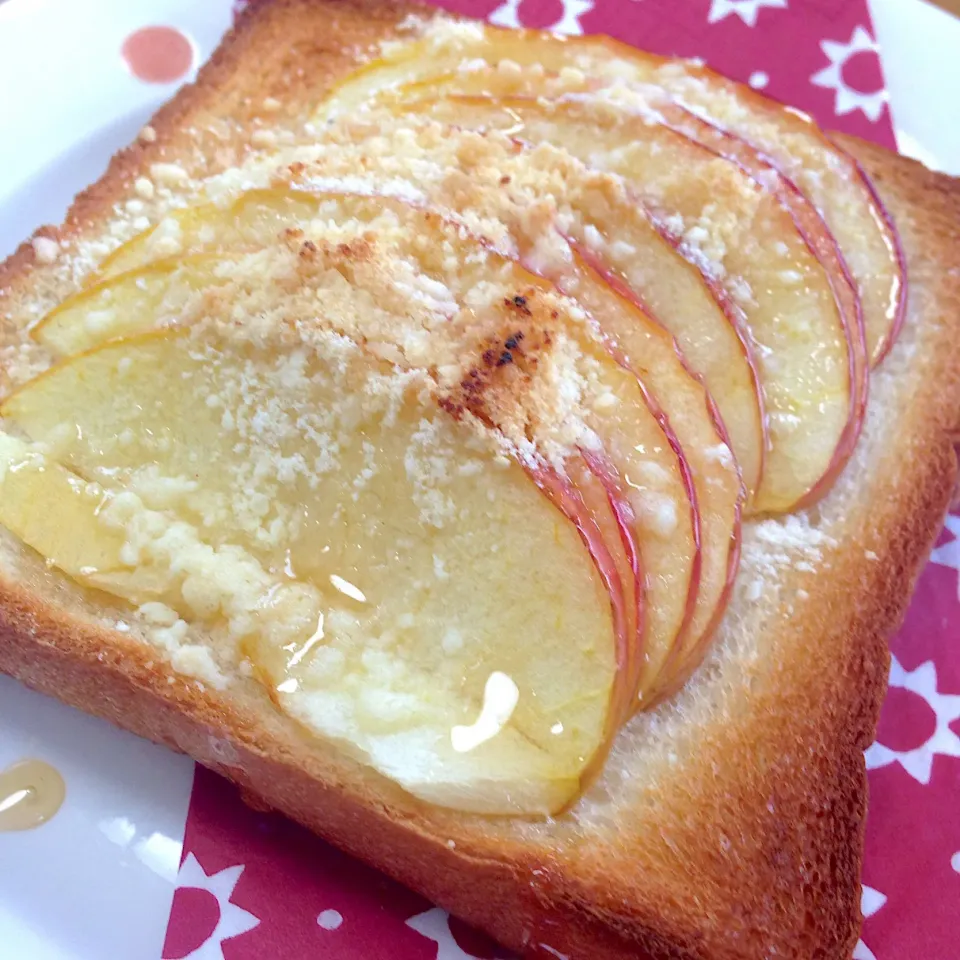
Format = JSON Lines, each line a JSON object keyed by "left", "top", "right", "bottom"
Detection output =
{"left": 952, "top": 851, "right": 960, "bottom": 874}
{"left": 748, "top": 71, "right": 769, "bottom": 89}
{"left": 317, "top": 909, "right": 344, "bottom": 930}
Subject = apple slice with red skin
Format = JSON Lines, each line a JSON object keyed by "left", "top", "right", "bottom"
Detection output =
{"left": 320, "top": 23, "right": 904, "bottom": 365}
{"left": 388, "top": 92, "right": 863, "bottom": 514}
{"left": 560, "top": 246, "right": 743, "bottom": 702}
{"left": 582, "top": 339, "right": 701, "bottom": 702}
{"left": 441, "top": 288, "right": 700, "bottom": 703}
{"left": 532, "top": 455, "right": 641, "bottom": 733}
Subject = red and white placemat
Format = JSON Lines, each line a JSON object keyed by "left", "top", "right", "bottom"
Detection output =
{"left": 148, "top": 2, "right": 959, "bottom": 959}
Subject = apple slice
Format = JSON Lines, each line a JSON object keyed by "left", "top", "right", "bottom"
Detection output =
{"left": 387, "top": 93, "right": 863, "bottom": 514}
{"left": 321, "top": 23, "right": 904, "bottom": 364}
{"left": 559, "top": 247, "right": 743, "bottom": 700}
{"left": 436, "top": 309, "right": 700, "bottom": 702}
{"left": 573, "top": 452, "right": 643, "bottom": 719}
{"left": 33, "top": 255, "right": 235, "bottom": 356}
{"left": 457, "top": 209, "right": 739, "bottom": 698}
{"left": 528, "top": 456, "right": 639, "bottom": 737}
{"left": 0, "top": 433, "right": 132, "bottom": 590}
{"left": 568, "top": 333, "right": 700, "bottom": 699}
{"left": 1, "top": 328, "right": 633, "bottom": 815}
{"left": 94, "top": 190, "right": 326, "bottom": 281}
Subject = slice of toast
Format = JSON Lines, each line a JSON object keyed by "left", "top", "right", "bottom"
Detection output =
{"left": 1, "top": 1, "right": 959, "bottom": 956}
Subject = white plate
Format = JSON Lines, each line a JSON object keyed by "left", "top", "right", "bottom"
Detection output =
{"left": 0, "top": 1, "right": 957, "bottom": 957}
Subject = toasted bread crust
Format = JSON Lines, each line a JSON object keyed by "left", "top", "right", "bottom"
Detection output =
{"left": 2, "top": 3, "right": 960, "bottom": 958}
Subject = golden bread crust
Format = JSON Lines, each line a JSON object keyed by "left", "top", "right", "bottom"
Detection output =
{"left": 1, "top": 3, "right": 960, "bottom": 957}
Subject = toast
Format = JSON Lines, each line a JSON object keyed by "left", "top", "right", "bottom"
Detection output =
{"left": 2, "top": 1, "right": 960, "bottom": 957}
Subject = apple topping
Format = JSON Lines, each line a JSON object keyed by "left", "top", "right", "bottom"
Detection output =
{"left": 33, "top": 255, "right": 234, "bottom": 355}
{"left": 0, "top": 328, "right": 632, "bottom": 815}
{"left": 0, "top": 433, "right": 131, "bottom": 588}
{"left": 377, "top": 94, "right": 863, "bottom": 514}
{"left": 321, "top": 21, "right": 904, "bottom": 364}
{"left": 18, "top": 193, "right": 715, "bottom": 714}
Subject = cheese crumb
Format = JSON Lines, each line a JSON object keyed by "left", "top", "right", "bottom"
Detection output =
{"left": 134, "top": 177, "right": 155, "bottom": 200}
{"left": 592, "top": 392, "right": 618, "bottom": 412}
{"left": 138, "top": 602, "right": 180, "bottom": 627}
{"left": 171, "top": 645, "right": 229, "bottom": 689}
{"left": 638, "top": 493, "right": 678, "bottom": 538}
{"left": 704, "top": 443, "right": 734, "bottom": 469}
{"left": 442, "top": 627, "right": 464, "bottom": 654}
{"left": 251, "top": 129, "right": 278, "bottom": 149}
{"left": 31, "top": 236, "right": 60, "bottom": 264}
{"left": 150, "top": 162, "right": 190, "bottom": 188}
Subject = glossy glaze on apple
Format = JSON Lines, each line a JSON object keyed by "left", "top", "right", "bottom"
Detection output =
{"left": 0, "top": 16, "right": 905, "bottom": 816}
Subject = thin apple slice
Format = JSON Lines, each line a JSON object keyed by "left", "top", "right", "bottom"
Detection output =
{"left": 33, "top": 255, "right": 235, "bottom": 356}
{"left": 387, "top": 93, "right": 863, "bottom": 514}
{"left": 527, "top": 457, "right": 639, "bottom": 739}
{"left": 2, "top": 328, "right": 630, "bottom": 815}
{"left": 0, "top": 433, "right": 132, "bottom": 589}
{"left": 438, "top": 314, "right": 700, "bottom": 702}
{"left": 321, "top": 22, "right": 904, "bottom": 364}
{"left": 560, "top": 247, "right": 743, "bottom": 700}
{"left": 571, "top": 334, "right": 699, "bottom": 699}
{"left": 93, "top": 189, "right": 327, "bottom": 281}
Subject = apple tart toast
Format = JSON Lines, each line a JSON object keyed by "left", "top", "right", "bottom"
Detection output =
{"left": 1, "top": 2, "right": 959, "bottom": 957}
